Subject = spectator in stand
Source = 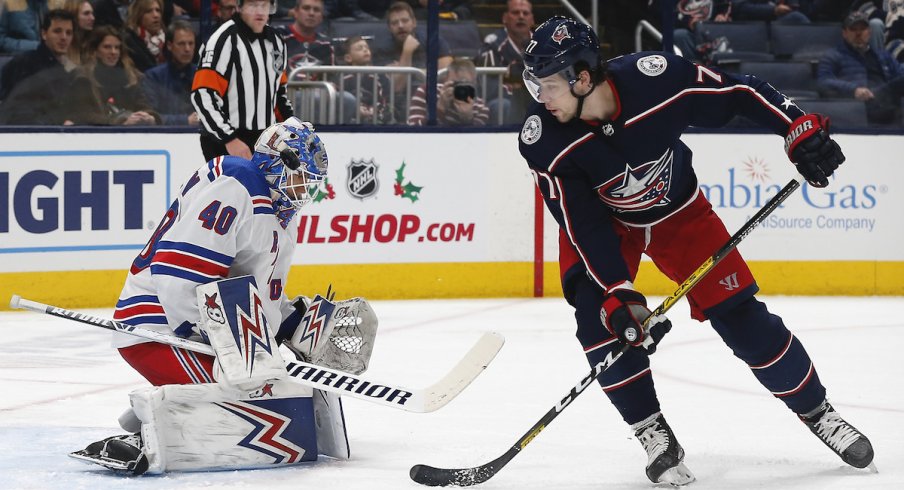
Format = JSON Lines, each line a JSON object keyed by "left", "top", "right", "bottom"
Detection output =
{"left": 191, "top": 0, "right": 294, "bottom": 161}
{"left": 0, "top": 0, "right": 48, "bottom": 54}
{"left": 124, "top": 0, "right": 167, "bottom": 72}
{"left": 142, "top": 20, "right": 198, "bottom": 125}
{"left": 807, "top": 1, "right": 887, "bottom": 53}
{"left": 62, "top": 0, "right": 95, "bottom": 63}
{"left": 817, "top": 11, "right": 904, "bottom": 125}
{"left": 341, "top": 35, "right": 392, "bottom": 122}
{"left": 283, "top": 0, "right": 334, "bottom": 73}
{"left": 373, "top": 1, "right": 452, "bottom": 69}
{"left": 673, "top": 0, "right": 732, "bottom": 64}
{"left": 476, "top": 0, "right": 534, "bottom": 124}
{"left": 68, "top": 25, "right": 160, "bottom": 124}
{"left": 93, "top": 0, "right": 175, "bottom": 30}
{"left": 216, "top": 0, "right": 239, "bottom": 26}
{"left": 730, "top": 0, "right": 811, "bottom": 24}
{"left": 408, "top": 57, "right": 488, "bottom": 126}
{"left": 324, "top": 0, "right": 379, "bottom": 20}
{"left": 0, "top": 9, "right": 75, "bottom": 124}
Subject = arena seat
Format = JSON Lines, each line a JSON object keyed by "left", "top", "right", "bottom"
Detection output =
{"left": 697, "top": 21, "right": 771, "bottom": 53}
{"left": 795, "top": 98, "right": 869, "bottom": 128}
{"left": 771, "top": 23, "right": 842, "bottom": 62}
{"left": 735, "top": 60, "right": 818, "bottom": 98}
{"left": 439, "top": 20, "right": 482, "bottom": 58}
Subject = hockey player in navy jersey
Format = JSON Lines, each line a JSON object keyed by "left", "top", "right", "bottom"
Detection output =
{"left": 519, "top": 16, "right": 874, "bottom": 485}
{"left": 70, "top": 118, "right": 377, "bottom": 475}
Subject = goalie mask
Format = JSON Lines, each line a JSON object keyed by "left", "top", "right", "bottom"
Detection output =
{"left": 252, "top": 117, "right": 328, "bottom": 226}
{"left": 522, "top": 16, "right": 603, "bottom": 104}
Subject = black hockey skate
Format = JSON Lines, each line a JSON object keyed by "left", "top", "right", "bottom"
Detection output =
{"left": 632, "top": 412, "right": 695, "bottom": 486}
{"left": 800, "top": 401, "right": 875, "bottom": 470}
{"left": 69, "top": 433, "right": 149, "bottom": 475}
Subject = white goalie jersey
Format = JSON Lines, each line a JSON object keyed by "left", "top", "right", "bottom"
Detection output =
{"left": 112, "top": 156, "right": 300, "bottom": 349}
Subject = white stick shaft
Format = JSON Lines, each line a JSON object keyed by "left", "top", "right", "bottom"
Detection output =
{"left": 10, "top": 295, "right": 214, "bottom": 355}
{"left": 8, "top": 295, "right": 503, "bottom": 413}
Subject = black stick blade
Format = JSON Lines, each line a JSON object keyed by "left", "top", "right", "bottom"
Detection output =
{"left": 409, "top": 464, "right": 496, "bottom": 487}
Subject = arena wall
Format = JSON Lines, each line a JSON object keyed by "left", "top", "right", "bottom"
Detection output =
{"left": 1, "top": 130, "right": 901, "bottom": 309}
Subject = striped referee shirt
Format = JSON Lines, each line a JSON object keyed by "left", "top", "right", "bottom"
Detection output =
{"left": 191, "top": 17, "right": 294, "bottom": 141}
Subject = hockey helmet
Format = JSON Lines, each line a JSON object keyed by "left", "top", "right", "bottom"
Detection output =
{"left": 522, "top": 16, "right": 602, "bottom": 102}
{"left": 253, "top": 117, "right": 328, "bottom": 211}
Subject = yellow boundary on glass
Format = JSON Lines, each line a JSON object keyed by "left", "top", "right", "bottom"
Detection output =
{"left": 1, "top": 261, "right": 901, "bottom": 311}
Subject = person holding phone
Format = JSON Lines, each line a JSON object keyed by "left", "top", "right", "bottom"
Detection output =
{"left": 407, "top": 57, "right": 490, "bottom": 126}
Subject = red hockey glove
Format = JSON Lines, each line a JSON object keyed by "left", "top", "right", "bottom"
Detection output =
{"left": 600, "top": 289, "right": 672, "bottom": 354}
{"left": 784, "top": 114, "right": 845, "bottom": 188}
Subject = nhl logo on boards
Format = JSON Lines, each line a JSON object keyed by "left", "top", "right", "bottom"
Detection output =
{"left": 347, "top": 159, "right": 379, "bottom": 200}
{"left": 636, "top": 55, "right": 667, "bottom": 76}
{"left": 521, "top": 115, "right": 542, "bottom": 145}
{"left": 551, "top": 24, "right": 571, "bottom": 44}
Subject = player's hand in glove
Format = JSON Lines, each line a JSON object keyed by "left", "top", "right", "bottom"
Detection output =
{"left": 600, "top": 289, "right": 672, "bottom": 354}
{"left": 784, "top": 114, "right": 845, "bottom": 188}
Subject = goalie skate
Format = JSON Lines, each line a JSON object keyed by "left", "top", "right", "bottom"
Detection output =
{"left": 69, "top": 433, "right": 149, "bottom": 475}
{"left": 632, "top": 413, "right": 696, "bottom": 486}
{"left": 801, "top": 401, "right": 875, "bottom": 470}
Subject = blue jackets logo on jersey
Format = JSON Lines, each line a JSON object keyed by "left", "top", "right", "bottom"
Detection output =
{"left": 597, "top": 148, "right": 674, "bottom": 212}
{"left": 521, "top": 115, "right": 542, "bottom": 144}
{"left": 636, "top": 55, "right": 667, "bottom": 76}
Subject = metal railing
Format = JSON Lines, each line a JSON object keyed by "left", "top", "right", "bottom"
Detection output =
{"left": 287, "top": 65, "right": 509, "bottom": 125}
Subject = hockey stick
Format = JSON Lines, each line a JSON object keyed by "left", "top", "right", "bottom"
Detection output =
{"left": 8, "top": 295, "right": 505, "bottom": 413}
{"left": 410, "top": 175, "right": 804, "bottom": 486}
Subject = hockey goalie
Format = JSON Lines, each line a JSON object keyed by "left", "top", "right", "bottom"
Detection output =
{"left": 69, "top": 118, "right": 377, "bottom": 475}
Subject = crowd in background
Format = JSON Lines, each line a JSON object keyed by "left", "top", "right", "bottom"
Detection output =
{"left": 0, "top": 0, "right": 902, "bottom": 127}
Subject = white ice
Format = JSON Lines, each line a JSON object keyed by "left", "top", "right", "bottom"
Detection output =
{"left": 1, "top": 296, "right": 902, "bottom": 490}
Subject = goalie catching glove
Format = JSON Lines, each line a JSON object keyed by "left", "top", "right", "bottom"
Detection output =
{"left": 784, "top": 114, "right": 845, "bottom": 188}
{"left": 600, "top": 289, "right": 671, "bottom": 354}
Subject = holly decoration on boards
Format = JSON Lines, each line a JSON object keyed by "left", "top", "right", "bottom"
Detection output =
{"left": 312, "top": 178, "right": 336, "bottom": 203}
{"left": 394, "top": 162, "right": 423, "bottom": 202}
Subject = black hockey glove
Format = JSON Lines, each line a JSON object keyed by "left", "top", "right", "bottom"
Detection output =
{"left": 600, "top": 289, "right": 672, "bottom": 354}
{"left": 784, "top": 114, "right": 845, "bottom": 188}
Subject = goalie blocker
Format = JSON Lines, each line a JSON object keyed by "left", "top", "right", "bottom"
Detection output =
{"left": 72, "top": 275, "right": 372, "bottom": 474}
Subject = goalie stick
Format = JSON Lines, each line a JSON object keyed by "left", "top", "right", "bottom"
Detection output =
{"left": 410, "top": 176, "right": 804, "bottom": 487}
{"left": 8, "top": 295, "right": 504, "bottom": 413}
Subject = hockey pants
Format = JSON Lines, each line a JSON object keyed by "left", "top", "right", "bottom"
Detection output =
{"left": 572, "top": 277, "right": 827, "bottom": 425}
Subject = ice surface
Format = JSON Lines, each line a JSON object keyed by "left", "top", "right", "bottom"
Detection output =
{"left": 1, "top": 296, "right": 902, "bottom": 489}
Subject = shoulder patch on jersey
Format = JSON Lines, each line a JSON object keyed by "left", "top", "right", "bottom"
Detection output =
{"left": 521, "top": 115, "right": 542, "bottom": 145}
{"left": 483, "top": 32, "right": 498, "bottom": 44}
{"left": 636, "top": 55, "right": 667, "bottom": 76}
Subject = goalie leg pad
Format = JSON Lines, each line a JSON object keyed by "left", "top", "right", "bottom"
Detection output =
{"left": 288, "top": 296, "right": 378, "bottom": 375}
{"left": 130, "top": 379, "right": 318, "bottom": 473}
{"left": 197, "top": 275, "right": 287, "bottom": 390}
{"left": 313, "top": 389, "right": 350, "bottom": 460}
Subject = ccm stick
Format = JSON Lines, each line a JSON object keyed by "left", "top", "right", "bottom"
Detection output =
{"left": 410, "top": 175, "right": 804, "bottom": 486}
{"left": 8, "top": 295, "right": 504, "bottom": 413}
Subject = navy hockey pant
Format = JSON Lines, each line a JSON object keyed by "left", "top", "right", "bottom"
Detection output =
{"left": 573, "top": 278, "right": 827, "bottom": 425}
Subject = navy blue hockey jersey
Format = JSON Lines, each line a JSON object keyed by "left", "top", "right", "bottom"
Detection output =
{"left": 519, "top": 51, "right": 806, "bottom": 293}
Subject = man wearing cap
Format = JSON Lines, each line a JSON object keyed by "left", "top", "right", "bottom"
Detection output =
{"left": 817, "top": 11, "right": 904, "bottom": 125}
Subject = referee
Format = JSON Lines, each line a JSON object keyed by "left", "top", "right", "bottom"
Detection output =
{"left": 191, "top": 0, "right": 294, "bottom": 161}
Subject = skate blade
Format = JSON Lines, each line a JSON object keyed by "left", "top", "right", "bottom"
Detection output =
{"left": 866, "top": 462, "right": 878, "bottom": 474}
{"left": 658, "top": 462, "right": 696, "bottom": 486}
{"left": 69, "top": 450, "right": 130, "bottom": 471}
